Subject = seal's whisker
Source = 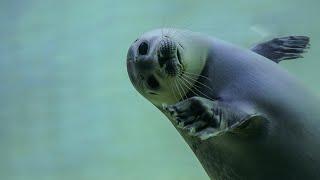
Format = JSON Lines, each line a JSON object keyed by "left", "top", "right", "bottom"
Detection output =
{"left": 171, "top": 28, "right": 183, "bottom": 39}
{"left": 185, "top": 72, "right": 211, "bottom": 81}
{"left": 184, "top": 71, "right": 212, "bottom": 81}
{"left": 184, "top": 76, "right": 214, "bottom": 93}
{"left": 181, "top": 77, "right": 214, "bottom": 102}
{"left": 166, "top": 28, "right": 187, "bottom": 40}
{"left": 177, "top": 77, "right": 188, "bottom": 100}
{"left": 184, "top": 73, "right": 209, "bottom": 83}
{"left": 164, "top": 28, "right": 194, "bottom": 52}
{"left": 181, "top": 75, "right": 215, "bottom": 101}
{"left": 170, "top": 81, "right": 179, "bottom": 101}
{"left": 180, "top": 30, "right": 194, "bottom": 41}
{"left": 183, "top": 74, "right": 214, "bottom": 92}
{"left": 178, "top": 75, "right": 201, "bottom": 98}
{"left": 160, "top": 18, "right": 171, "bottom": 39}
{"left": 181, "top": 76, "right": 201, "bottom": 95}
{"left": 172, "top": 80, "right": 179, "bottom": 100}
{"left": 177, "top": 77, "right": 187, "bottom": 100}
{"left": 182, "top": 75, "right": 214, "bottom": 101}
{"left": 171, "top": 29, "right": 189, "bottom": 40}
{"left": 174, "top": 79, "right": 183, "bottom": 101}
{"left": 165, "top": 28, "right": 173, "bottom": 38}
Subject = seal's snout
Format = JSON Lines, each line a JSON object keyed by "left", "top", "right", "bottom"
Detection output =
{"left": 158, "top": 37, "right": 182, "bottom": 76}
{"left": 158, "top": 37, "right": 177, "bottom": 67}
{"left": 135, "top": 55, "right": 155, "bottom": 71}
{"left": 159, "top": 38, "right": 177, "bottom": 57}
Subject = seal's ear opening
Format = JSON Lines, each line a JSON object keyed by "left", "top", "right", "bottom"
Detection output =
{"left": 138, "top": 42, "right": 149, "bottom": 55}
{"left": 147, "top": 75, "right": 160, "bottom": 90}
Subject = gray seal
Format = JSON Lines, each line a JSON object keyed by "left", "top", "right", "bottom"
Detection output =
{"left": 127, "top": 28, "right": 319, "bottom": 180}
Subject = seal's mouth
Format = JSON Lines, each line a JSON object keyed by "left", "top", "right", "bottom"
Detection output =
{"left": 157, "top": 37, "right": 184, "bottom": 77}
{"left": 146, "top": 75, "right": 160, "bottom": 90}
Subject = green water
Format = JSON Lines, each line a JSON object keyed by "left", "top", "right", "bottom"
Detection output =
{"left": 1, "top": 0, "right": 319, "bottom": 179}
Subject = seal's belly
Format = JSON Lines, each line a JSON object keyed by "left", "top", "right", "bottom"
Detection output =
{"left": 189, "top": 130, "right": 320, "bottom": 180}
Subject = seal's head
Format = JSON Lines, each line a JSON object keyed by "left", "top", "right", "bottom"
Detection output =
{"left": 127, "top": 28, "right": 208, "bottom": 107}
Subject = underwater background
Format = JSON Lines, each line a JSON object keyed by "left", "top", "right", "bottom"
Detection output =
{"left": 1, "top": 0, "right": 319, "bottom": 179}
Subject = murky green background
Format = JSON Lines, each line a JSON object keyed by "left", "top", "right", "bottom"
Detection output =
{"left": 1, "top": 0, "right": 319, "bottom": 179}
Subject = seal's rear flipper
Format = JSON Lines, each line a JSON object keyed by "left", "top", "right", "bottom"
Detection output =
{"left": 251, "top": 36, "right": 310, "bottom": 63}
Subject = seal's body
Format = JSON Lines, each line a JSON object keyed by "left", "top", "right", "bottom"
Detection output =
{"left": 176, "top": 36, "right": 320, "bottom": 179}
{"left": 127, "top": 29, "right": 319, "bottom": 179}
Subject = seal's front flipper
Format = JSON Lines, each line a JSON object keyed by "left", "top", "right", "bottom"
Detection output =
{"left": 163, "top": 97, "right": 264, "bottom": 140}
{"left": 251, "top": 36, "right": 310, "bottom": 63}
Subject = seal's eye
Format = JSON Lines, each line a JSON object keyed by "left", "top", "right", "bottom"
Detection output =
{"left": 138, "top": 42, "right": 149, "bottom": 55}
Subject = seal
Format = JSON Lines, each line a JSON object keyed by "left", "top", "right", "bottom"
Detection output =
{"left": 127, "top": 28, "right": 319, "bottom": 179}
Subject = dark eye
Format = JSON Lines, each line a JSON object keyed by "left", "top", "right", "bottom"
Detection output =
{"left": 138, "top": 42, "right": 148, "bottom": 55}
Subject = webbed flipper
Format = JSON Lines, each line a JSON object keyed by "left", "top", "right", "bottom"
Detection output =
{"left": 163, "top": 97, "right": 265, "bottom": 140}
{"left": 251, "top": 36, "right": 310, "bottom": 63}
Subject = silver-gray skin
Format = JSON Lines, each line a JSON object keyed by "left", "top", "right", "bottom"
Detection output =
{"left": 127, "top": 28, "right": 319, "bottom": 179}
